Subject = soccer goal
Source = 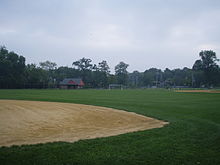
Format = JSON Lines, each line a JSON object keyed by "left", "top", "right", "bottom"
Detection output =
{"left": 109, "top": 84, "right": 124, "bottom": 90}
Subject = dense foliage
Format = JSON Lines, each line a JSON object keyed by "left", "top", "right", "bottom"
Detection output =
{"left": 0, "top": 46, "right": 26, "bottom": 88}
{"left": 0, "top": 46, "right": 219, "bottom": 88}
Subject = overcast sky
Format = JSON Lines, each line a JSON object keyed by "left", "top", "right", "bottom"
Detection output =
{"left": 0, "top": 0, "right": 220, "bottom": 72}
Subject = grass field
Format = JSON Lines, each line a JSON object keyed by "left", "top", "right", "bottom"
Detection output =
{"left": 0, "top": 89, "right": 220, "bottom": 165}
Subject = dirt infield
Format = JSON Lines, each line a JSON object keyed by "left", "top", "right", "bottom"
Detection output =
{"left": 175, "top": 90, "right": 220, "bottom": 93}
{"left": 0, "top": 100, "right": 168, "bottom": 147}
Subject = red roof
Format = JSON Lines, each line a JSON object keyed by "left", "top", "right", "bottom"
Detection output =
{"left": 60, "top": 78, "right": 84, "bottom": 86}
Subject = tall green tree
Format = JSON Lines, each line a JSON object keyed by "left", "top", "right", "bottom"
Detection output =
{"left": 0, "top": 46, "right": 26, "bottom": 88}
{"left": 25, "top": 64, "right": 49, "bottom": 88}
{"left": 89, "top": 60, "right": 110, "bottom": 88}
{"left": 143, "top": 68, "right": 162, "bottom": 87}
{"left": 39, "top": 60, "right": 57, "bottom": 71}
{"left": 172, "top": 68, "right": 192, "bottom": 86}
{"left": 39, "top": 61, "right": 57, "bottom": 87}
{"left": 98, "top": 60, "right": 110, "bottom": 74}
{"left": 199, "top": 50, "right": 219, "bottom": 69}
{"left": 128, "top": 71, "right": 143, "bottom": 87}
{"left": 115, "top": 61, "right": 129, "bottom": 85}
{"left": 72, "top": 58, "right": 93, "bottom": 71}
{"left": 193, "top": 50, "right": 219, "bottom": 86}
{"left": 163, "top": 68, "right": 174, "bottom": 87}
{"left": 72, "top": 58, "right": 93, "bottom": 87}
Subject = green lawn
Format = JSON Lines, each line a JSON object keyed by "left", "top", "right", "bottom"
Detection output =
{"left": 0, "top": 89, "right": 220, "bottom": 165}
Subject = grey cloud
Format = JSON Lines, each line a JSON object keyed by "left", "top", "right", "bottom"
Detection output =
{"left": 0, "top": 0, "right": 219, "bottom": 72}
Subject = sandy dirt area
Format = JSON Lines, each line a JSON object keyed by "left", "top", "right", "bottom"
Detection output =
{"left": 0, "top": 100, "right": 168, "bottom": 147}
{"left": 175, "top": 90, "right": 220, "bottom": 93}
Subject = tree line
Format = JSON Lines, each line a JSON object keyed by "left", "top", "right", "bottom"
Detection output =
{"left": 0, "top": 46, "right": 219, "bottom": 89}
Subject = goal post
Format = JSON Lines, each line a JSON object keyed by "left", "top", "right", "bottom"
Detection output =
{"left": 109, "top": 84, "right": 124, "bottom": 90}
